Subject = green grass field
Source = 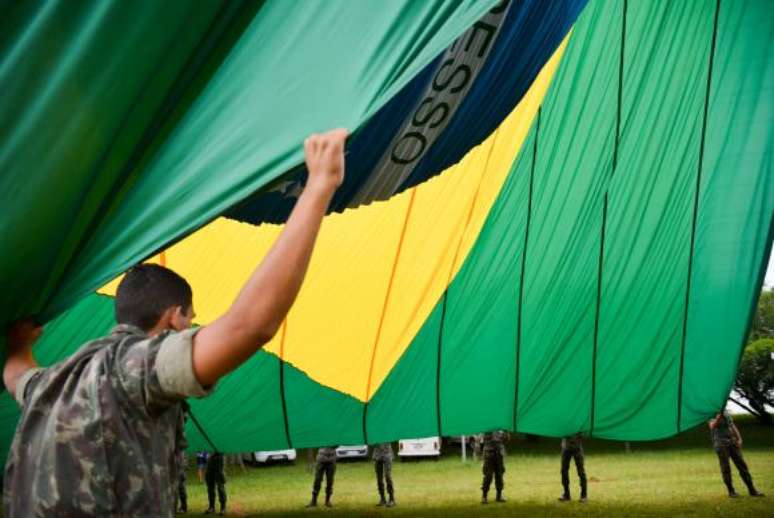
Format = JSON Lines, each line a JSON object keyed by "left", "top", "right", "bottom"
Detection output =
{"left": 184, "top": 418, "right": 773, "bottom": 517}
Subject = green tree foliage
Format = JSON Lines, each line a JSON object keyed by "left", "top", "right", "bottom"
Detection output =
{"left": 750, "top": 290, "right": 774, "bottom": 340}
{"left": 734, "top": 338, "right": 773, "bottom": 425}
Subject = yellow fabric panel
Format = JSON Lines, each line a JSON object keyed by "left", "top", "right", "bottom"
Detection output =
{"left": 281, "top": 192, "right": 413, "bottom": 399}
{"left": 98, "top": 35, "right": 569, "bottom": 401}
{"left": 366, "top": 36, "right": 569, "bottom": 401}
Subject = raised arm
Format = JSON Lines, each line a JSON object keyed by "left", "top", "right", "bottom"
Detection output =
{"left": 191, "top": 129, "right": 348, "bottom": 386}
{"left": 3, "top": 320, "right": 43, "bottom": 396}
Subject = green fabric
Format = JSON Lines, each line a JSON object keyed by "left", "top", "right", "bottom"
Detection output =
{"left": 186, "top": 351, "right": 287, "bottom": 454}
{"left": 1, "top": 0, "right": 771, "bottom": 461}
{"left": 0, "top": 0, "right": 499, "bottom": 323}
{"left": 680, "top": 0, "right": 774, "bottom": 430}
{"left": 370, "top": 0, "right": 773, "bottom": 441}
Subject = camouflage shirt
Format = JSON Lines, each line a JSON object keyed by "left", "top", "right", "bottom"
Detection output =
{"left": 711, "top": 414, "right": 735, "bottom": 448}
{"left": 561, "top": 434, "right": 583, "bottom": 451}
{"left": 316, "top": 447, "right": 338, "bottom": 463}
{"left": 482, "top": 430, "right": 509, "bottom": 457}
{"left": 4, "top": 325, "right": 212, "bottom": 517}
{"left": 372, "top": 443, "right": 393, "bottom": 461}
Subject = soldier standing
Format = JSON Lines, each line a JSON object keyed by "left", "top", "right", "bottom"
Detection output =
{"left": 204, "top": 452, "right": 227, "bottom": 515}
{"left": 558, "top": 433, "right": 587, "bottom": 502}
{"left": 480, "top": 430, "right": 509, "bottom": 504}
{"left": 709, "top": 411, "right": 764, "bottom": 498}
{"left": 373, "top": 443, "right": 396, "bottom": 507}
{"left": 307, "top": 447, "right": 338, "bottom": 507}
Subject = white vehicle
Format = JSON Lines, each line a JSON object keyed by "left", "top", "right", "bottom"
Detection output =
{"left": 398, "top": 437, "right": 441, "bottom": 458}
{"left": 253, "top": 449, "right": 297, "bottom": 464}
{"left": 335, "top": 445, "right": 369, "bottom": 460}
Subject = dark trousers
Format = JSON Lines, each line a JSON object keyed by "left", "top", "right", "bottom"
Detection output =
{"left": 561, "top": 448, "right": 587, "bottom": 497}
{"left": 715, "top": 443, "right": 755, "bottom": 494}
{"left": 313, "top": 461, "right": 336, "bottom": 497}
{"left": 482, "top": 453, "right": 505, "bottom": 493}
{"left": 206, "top": 472, "right": 226, "bottom": 510}
{"left": 177, "top": 471, "right": 187, "bottom": 511}
{"left": 375, "top": 459, "right": 394, "bottom": 497}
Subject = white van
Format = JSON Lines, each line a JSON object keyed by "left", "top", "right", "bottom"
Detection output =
{"left": 335, "top": 445, "right": 369, "bottom": 460}
{"left": 253, "top": 449, "right": 297, "bottom": 464}
{"left": 398, "top": 437, "right": 441, "bottom": 458}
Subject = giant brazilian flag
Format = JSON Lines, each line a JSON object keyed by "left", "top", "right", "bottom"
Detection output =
{"left": 0, "top": 0, "right": 772, "bottom": 461}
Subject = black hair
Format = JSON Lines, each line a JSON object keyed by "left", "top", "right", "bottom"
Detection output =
{"left": 115, "top": 264, "right": 192, "bottom": 331}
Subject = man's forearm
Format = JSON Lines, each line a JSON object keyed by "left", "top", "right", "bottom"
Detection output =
{"left": 192, "top": 183, "right": 334, "bottom": 385}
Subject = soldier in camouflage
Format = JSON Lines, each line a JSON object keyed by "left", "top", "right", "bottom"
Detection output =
{"left": 709, "top": 411, "right": 764, "bottom": 498}
{"left": 558, "top": 433, "right": 587, "bottom": 502}
{"left": 480, "top": 430, "right": 509, "bottom": 504}
{"left": 307, "top": 446, "right": 338, "bottom": 507}
{"left": 4, "top": 316, "right": 206, "bottom": 516}
{"left": 2, "top": 129, "right": 349, "bottom": 517}
{"left": 176, "top": 402, "right": 190, "bottom": 513}
{"left": 205, "top": 452, "right": 227, "bottom": 514}
{"left": 373, "top": 443, "right": 396, "bottom": 507}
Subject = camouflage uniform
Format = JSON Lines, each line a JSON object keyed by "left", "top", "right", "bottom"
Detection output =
{"left": 559, "top": 434, "right": 587, "bottom": 501}
{"left": 205, "top": 452, "right": 227, "bottom": 513}
{"left": 373, "top": 443, "right": 395, "bottom": 506}
{"left": 481, "top": 430, "right": 509, "bottom": 503}
{"left": 3, "top": 325, "right": 210, "bottom": 517}
{"left": 176, "top": 404, "right": 190, "bottom": 513}
{"left": 308, "top": 447, "right": 337, "bottom": 507}
{"left": 711, "top": 413, "right": 761, "bottom": 497}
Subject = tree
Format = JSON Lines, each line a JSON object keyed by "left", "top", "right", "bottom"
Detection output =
{"left": 749, "top": 290, "right": 774, "bottom": 341}
{"left": 733, "top": 338, "right": 774, "bottom": 425}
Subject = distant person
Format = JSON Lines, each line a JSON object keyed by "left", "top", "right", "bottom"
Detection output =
{"left": 307, "top": 447, "right": 338, "bottom": 507}
{"left": 2, "top": 128, "right": 348, "bottom": 516}
{"left": 175, "top": 403, "right": 190, "bottom": 514}
{"left": 373, "top": 443, "right": 396, "bottom": 507}
{"left": 196, "top": 451, "right": 209, "bottom": 483}
{"left": 708, "top": 411, "right": 764, "bottom": 498}
{"left": 558, "top": 433, "right": 587, "bottom": 502}
{"left": 480, "top": 430, "right": 509, "bottom": 504}
{"left": 204, "top": 452, "right": 227, "bottom": 514}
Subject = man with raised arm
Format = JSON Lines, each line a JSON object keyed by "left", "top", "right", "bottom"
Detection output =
{"left": 708, "top": 410, "right": 764, "bottom": 498}
{"left": 3, "top": 129, "right": 348, "bottom": 516}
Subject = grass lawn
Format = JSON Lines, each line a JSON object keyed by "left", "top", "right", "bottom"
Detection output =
{"left": 184, "top": 418, "right": 773, "bottom": 517}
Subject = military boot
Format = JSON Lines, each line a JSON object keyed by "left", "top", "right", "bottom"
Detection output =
{"left": 387, "top": 488, "right": 396, "bottom": 508}
{"left": 723, "top": 476, "right": 738, "bottom": 498}
{"left": 495, "top": 490, "right": 506, "bottom": 503}
{"left": 740, "top": 472, "right": 764, "bottom": 497}
{"left": 306, "top": 492, "right": 318, "bottom": 508}
{"left": 481, "top": 490, "right": 488, "bottom": 504}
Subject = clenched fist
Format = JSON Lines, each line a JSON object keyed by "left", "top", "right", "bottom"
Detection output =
{"left": 304, "top": 128, "right": 348, "bottom": 195}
